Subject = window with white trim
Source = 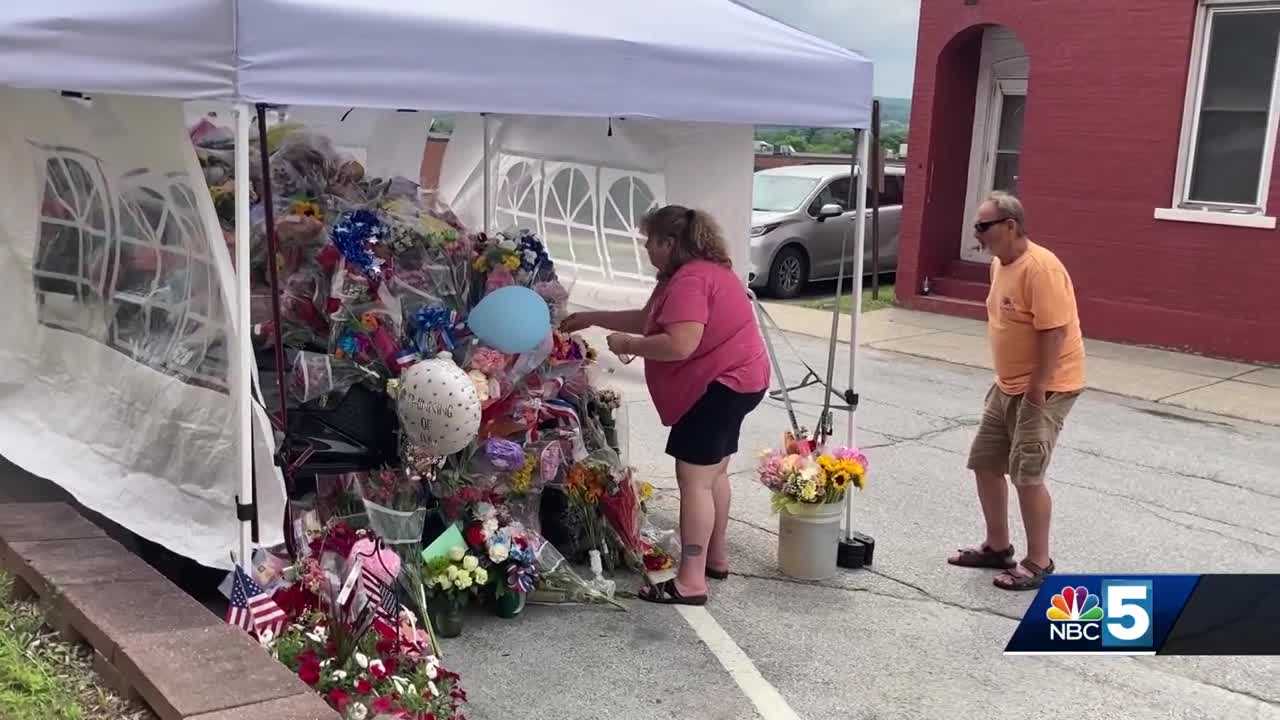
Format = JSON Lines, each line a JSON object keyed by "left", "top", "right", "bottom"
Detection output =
{"left": 1175, "top": 1, "right": 1280, "bottom": 214}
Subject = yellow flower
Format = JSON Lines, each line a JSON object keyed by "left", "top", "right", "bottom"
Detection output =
{"left": 638, "top": 481, "right": 655, "bottom": 502}
{"left": 502, "top": 254, "right": 521, "bottom": 270}
{"left": 472, "top": 256, "right": 489, "bottom": 272}
{"left": 288, "top": 200, "right": 323, "bottom": 220}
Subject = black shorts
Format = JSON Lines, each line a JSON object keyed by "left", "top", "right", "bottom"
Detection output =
{"left": 665, "top": 382, "right": 766, "bottom": 466}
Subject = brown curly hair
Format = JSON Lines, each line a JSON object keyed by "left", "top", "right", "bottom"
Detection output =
{"left": 640, "top": 205, "right": 732, "bottom": 280}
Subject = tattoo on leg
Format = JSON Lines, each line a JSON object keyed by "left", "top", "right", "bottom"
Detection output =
{"left": 682, "top": 544, "right": 704, "bottom": 558}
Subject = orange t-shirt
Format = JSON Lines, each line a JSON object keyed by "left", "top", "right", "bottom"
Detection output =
{"left": 986, "top": 241, "right": 1086, "bottom": 395}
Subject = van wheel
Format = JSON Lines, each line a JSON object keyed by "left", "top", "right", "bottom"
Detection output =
{"left": 768, "top": 247, "right": 808, "bottom": 299}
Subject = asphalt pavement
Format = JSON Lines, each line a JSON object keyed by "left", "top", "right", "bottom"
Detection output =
{"left": 3, "top": 320, "right": 1279, "bottom": 719}
{"left": 444, "top": 324, "right": 1280, "bottom": 720}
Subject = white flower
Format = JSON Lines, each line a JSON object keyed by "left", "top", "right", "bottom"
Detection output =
{"left": 348, "top": 702, "right": 368, "bottom": 720}
{"left": 427, "top": 681, "right": 440, "bottom": 698}
{"left": 389, "top": 675, "right": 408, "bottom": 694}
{"left": 321, "top": 658, "right": 334, "bottom": 669}
{"left": 482, "top": 518, "right": 499, "bottom": 538}
{"left": 455, "top": 572, "right": 473, "bottom": 590}
{"left": 498, "top": 238, "right": 517, "bottom": 251}
{"left": 462, "top": 555, "right": 479, "bottom": 572}
{"left": 524, "top": 249, "right": 538, "bottom": 265}
{"left": 475, "top": 502, "right": 495, "bottom": 519}
{"left": 256, "top": 628, "right": 275, "bottom": 648}
{"left": 354, "top": 652, "right": 369, "bottom": 670}
{"left": 331, "top": 670, "right": 348, "bottom": 683}
{"left": 306, "top": 626, "right": 327, "bottom": 644}
{"left": 446, "top": 565, "right": 459, "bottom": 579}
{"left": 406, "top": 683, "right": 418, "bottom": 697}
{"left": 447, "top": 545, "right": 466, "bottom": 562}
{"left": 425, "top": 664, "right": 439, "bottom": 680}
{"left": 488, "top": 543, "right": 510, "bottom": 564}
{"left": 369, "top": 660, "right": 387, "bottom": 677}
{"left": 473, "top": 567, "right": 489, "bottom": 586}
{"left": 437, "top": 575, "right": 453, "bottom": 591}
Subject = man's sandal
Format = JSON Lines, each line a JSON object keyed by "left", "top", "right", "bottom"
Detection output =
{"left": 947, "top": 543, "right": 1017, "bottom": 570}
{"left": 706, "top": 566, "right": 730, "bottom": 580}
{"left": 638, "top": 580, "right": 708, "bottom": 606}
{"left": 993, "top": 559, "right": 1055, "bottom": 591}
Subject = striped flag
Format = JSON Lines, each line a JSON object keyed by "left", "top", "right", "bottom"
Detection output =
{"left": 226, "top": 565, "right": 286, "bottom": 638}
{"left": 359, "top": 563, "right": 400, "bottom": 624}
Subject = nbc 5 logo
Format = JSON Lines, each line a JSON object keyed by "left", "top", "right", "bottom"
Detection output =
{"left": 1045, "top": 580, "right": 1153, "bottom": 647}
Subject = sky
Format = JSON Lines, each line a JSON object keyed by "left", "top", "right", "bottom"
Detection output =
{"left": 737, "top": 0, "right": 921, "bottom": 98}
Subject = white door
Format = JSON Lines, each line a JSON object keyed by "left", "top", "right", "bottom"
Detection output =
{"left": 961, "top": 27, "right": 1029, "bottom": 263}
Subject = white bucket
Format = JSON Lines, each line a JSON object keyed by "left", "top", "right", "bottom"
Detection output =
{"left": 777, "top": 502, "right": 843, "bottom": 580}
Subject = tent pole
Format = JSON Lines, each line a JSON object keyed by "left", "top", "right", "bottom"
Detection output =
{"left": 844, "top": 129, "right": 869, "bottom": 542}
{"left": 234, "top": 104, "right": 254, "bottom": 570}
{"left": 482, "top": 113, "right": 491, "bottom": 233}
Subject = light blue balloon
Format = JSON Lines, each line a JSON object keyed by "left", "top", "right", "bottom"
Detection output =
{"left": 467, "top": 285, "right": 551, "bottom": 354}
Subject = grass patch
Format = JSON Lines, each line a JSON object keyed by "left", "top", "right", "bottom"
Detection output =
{"left": 802, "top": 282, "right": 896, "bottom": 313}
{"left": 0, "top": 573, "right": 154, "bottom": 720}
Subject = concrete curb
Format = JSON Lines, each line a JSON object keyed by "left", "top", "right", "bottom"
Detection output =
{"left": 0, "top": 502, "right": 339, "bottom": 720}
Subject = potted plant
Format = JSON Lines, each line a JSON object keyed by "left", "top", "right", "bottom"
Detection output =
{"left": 756, "top": 433, "right": 868, "bottom": 581}
{"left": 423, "top": 545, "right": 486, "bottom": 637}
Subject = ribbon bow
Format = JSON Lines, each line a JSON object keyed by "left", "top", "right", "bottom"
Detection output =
{"left": 519, "top": 376, "right": 580, "bottom": 442}
{"left": 410, "top": 306, "right": 456, "bottom": 355}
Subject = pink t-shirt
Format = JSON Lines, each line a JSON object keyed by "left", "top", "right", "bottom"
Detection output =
{"left": 643, "top": 260, "right": 771, "bottom": 426}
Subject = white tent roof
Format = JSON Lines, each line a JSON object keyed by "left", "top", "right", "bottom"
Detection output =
{"left": 0, "top": 0, "right": 874, "bottom": 128}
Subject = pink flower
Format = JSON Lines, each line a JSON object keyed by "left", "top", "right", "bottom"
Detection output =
{"left": 485, "top": 267, "right": 515, "bottom": 293}
{"left": 469, "top": 347, "right": 508, "bottom": 375}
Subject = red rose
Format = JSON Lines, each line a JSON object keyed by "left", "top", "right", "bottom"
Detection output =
{"left": 369, "top": 660, "right": 390, "bottom": 680}
{"left": 326, "top": 688, "right": 351, "bottom": 712}
{"left": 370, "top": 696, "right": 398, "bottom": 715}
{"left": 464, "top": 522, "right": 486, "bottom": 548}
{"left": 297, "top": 660, "right": 321, "bottom": 686}
{"left": 383, "top": 657, "right": 400, "bottom": 676}
{"left": 355, "top": 677, "right": 373, "bottom": 695}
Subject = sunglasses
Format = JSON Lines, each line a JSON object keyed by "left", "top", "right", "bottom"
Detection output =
{"left": 974, "top": 217, "right": 1011, "bottom": 234}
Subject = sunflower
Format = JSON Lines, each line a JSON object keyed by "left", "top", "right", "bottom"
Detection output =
{"left": 288, "top": 199, "right": 323, "bottom": 220}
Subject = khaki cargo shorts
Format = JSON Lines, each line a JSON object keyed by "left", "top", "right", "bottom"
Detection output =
{"left": 966, "top": 384, "right": 1080, "bottom": 486}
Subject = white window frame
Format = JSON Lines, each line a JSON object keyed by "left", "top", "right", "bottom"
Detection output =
{"left": 1159, "top": 0, "right": 1280, "bottom": 228}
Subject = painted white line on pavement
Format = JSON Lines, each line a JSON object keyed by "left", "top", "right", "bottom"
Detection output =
{"left": 675, "top": 605, "right": 804, "bottom": 720}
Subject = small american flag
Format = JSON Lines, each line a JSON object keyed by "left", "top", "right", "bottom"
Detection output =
{"left": 226, "top": 565, "right": 286, "bottom": 638}
{"left": 359, "top": 563, "right": 400, "bottom": 624}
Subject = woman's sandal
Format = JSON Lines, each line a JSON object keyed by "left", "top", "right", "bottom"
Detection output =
{"left": 638, "top": 580, "right": 708, "bottom": 606}
{"left": 706, "top": 566, "right": 729, "bottom": 580}
{"left": 993, "top": 559, "right": 1055, "bottom": 591}
{"left": 947, "top": 543, "right": 1017, "bottom": 570}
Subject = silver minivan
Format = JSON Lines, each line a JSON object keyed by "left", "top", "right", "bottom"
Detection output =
{"left": 746, "top": 163, "right": 904, "bottom": 299}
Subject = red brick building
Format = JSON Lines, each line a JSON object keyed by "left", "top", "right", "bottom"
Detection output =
{"left": 897, "top": 1, "right": 1280, "bottom": 363}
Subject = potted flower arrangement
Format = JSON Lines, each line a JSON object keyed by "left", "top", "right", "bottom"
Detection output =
{"left": 756, "top": 433, "right": 868, "bottom": 580}
{"left": 422, "top": 545, "right": 487, "bottom": 638}
{"left": 464, "top": 502, "right": 540, "bottom": 619}
{"left": 268, "top": 608, "right": 467, "bottom": 720}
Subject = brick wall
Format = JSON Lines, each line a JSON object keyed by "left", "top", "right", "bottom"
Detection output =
{"left": 900, "top": 0, "right": 1280, "bottom": 363}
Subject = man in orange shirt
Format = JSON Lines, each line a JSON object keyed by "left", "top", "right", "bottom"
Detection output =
{"left": 947, "top": 192, "right": 1086, "bottom": 591}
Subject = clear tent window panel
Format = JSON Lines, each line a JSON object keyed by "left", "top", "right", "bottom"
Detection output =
{"left": 600, "top": 174, "right": 660, "bottom": 281}
{"left": 33, "top": 149, "right": 112, "bottom": 339}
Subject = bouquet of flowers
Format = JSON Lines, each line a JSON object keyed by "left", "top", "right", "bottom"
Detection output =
{"left": 423, "top": 545, "right": 489, "bottom": 615}
{"left": 756, "top": 433, "right": 868, "bottom": 513}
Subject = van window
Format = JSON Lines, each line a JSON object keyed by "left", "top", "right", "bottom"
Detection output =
{"left": 808, "top": 177, "right": 852, "bottom": 215}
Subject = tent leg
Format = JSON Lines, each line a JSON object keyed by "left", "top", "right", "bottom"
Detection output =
{"left": 234, "top": 104, "right": 254, "bottom": 570}
{"left": 482, "top": 114, "right": 491, "bottom": 233}
{"left": 843, "top": 130, "right": 869, "bottom": 543}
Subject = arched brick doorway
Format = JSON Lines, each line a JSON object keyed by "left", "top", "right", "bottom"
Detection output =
{"left": 899, "top": 24, "right": 1029, "bottom": 317}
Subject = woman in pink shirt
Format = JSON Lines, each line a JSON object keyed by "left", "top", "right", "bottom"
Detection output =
{"left": 562, "top": 206, "right": 770, "bottom": 605}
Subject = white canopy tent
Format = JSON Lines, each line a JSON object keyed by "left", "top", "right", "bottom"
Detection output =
{"left": 0, "top": 0, "right": 875, "bottom": 570}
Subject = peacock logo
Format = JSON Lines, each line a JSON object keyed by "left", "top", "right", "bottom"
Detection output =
{"left": 1046, "top": 585, "right": 1104, "bottom": 622}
